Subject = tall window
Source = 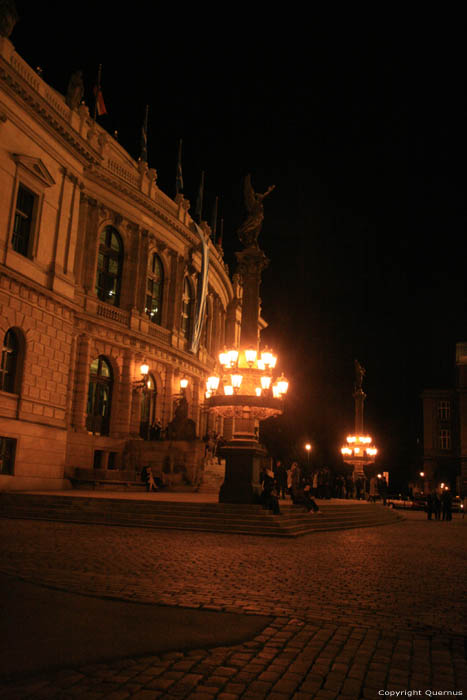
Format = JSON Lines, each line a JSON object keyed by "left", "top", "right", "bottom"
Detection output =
{"left": 439, "top": 429, "right": 451, "bottom": 450}
{"left": 0, "top": 329, "right": 19, "bottom": 393}
{"left": 96, "top": 226, "right": 123, "bottom": 306}
{"left": 438, "top": 401, "right": 451, "bottom": 421}
{"left": 180, "top": 277, "right": 193, "bottom": 340}
{"left": 0, "top": 437, "right": 16, "bottom": 475}
{"left": 86, "top": 356, "right": 113, "bottom": 436}
{"left": 12, "top": 185, "right": 36, "bottom": 256}
{"left": 145, "top": 253, "right": 163, "bottom": 324}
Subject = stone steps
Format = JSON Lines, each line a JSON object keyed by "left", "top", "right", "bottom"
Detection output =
{"left": 0, "top": 493, "right": 402, "bottom": 537}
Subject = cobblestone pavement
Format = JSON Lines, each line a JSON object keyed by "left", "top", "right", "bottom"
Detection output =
{"left": 0, "top": 510, "right": 466, "bottom": 699}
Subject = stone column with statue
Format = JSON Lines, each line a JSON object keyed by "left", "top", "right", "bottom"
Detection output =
{"left": 216, "top": 175, "right": 277, "bottom": 503}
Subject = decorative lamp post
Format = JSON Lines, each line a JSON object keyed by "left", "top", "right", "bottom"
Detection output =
{"left": 340, "top": 360, "right": 378, "bottom": 478}
{"left": 205, "top": 175, "right": 288, "bottom": 503}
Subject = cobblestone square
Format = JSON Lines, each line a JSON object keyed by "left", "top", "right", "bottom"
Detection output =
{"left": 0, "top": 510, "right": 466, "bottom": 698}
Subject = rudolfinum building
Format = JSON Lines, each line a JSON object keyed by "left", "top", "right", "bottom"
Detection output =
{"left": 0, "top": 34, "right": 242, "bottom": 491}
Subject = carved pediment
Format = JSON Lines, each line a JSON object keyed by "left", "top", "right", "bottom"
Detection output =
{"left": 12, "top": 154, "right": 56, "bottom": 187}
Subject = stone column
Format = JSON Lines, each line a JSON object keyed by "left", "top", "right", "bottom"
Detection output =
{"left": 114, "top": 350, "right": 132, "bottom": 437}
{"left": 236, "top": 245, "right": 269, "bottom": 349}
{"left": 353, "top": 388, "right": 366, "bottom": 435}
{"left": 72, "top": 333, "right": 91, "bottom": 431}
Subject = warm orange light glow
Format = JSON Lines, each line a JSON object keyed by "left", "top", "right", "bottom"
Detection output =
{"left": 224, "top": 385, "right": 234, "bottom": 396}
{"left": 140, "top": 363, "right": 149, "bottom": 375}
{"left": 231, "top": 373, "right": 243, "bottom": 390}
{"left": 245, "top": 348, "right": 257, "bottom": 365}
{"left": 260, "top": 375, "right": 272, "bottom": 390}
{"left": 341, "top": 447, "right": 352, "bottom": 455}
{"left": 219, "top": 351, "right": 229, "bottom": 368}
{"left": 255, "top": 387, "right": 262, "bottom": 397}
{"left": 305, "top": 443, "right": 311, "bottom": 452}
{"left": 207, "top": 375, "right": 220, "bottom": 391}
{"left": 261, "top": 349, "right": 273, "bottom": 367}
{"left": 277, "top": 374, "right": 289, "bottom": 395}
{"left": 180, "top": 378, "right": 188, "bottom": 390}
{"left": 227, "top": 349, "right": 239, "bottom": 367}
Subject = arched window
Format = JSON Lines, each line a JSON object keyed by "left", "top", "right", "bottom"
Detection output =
{"left": 86, "top": 356, "right": 113, "bottom": 436}
{"left": 140, "top": 373, "right": 158, "bottom": 440}
{"left": 145, "top": 253, "right": 163, "bottom": 325}
{"left": 95, "top": 226, "right": 123, "bottom": 306}
{"left": 0, "top": 329, "right": 19, "bottom": 393}
{"left": 180, "top": 277, "right": 193, "bottom": 340}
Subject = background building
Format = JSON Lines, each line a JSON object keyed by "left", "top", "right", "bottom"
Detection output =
{"left": 0, "top": 34, "right": 241, "bottom": 490}
{"left": 420, "top": 342, "right": 467, "bottom": 495}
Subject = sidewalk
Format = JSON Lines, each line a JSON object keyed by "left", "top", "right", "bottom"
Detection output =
{"left": 0, "top": 506, "right": 465, "bottom": 698}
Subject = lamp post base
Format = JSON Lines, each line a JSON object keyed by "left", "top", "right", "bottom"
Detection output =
{"left": 218, "top": 440, "right": 266, "bottom": 504}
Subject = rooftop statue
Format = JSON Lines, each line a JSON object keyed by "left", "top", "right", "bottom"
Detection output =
{"left": 66, "top": 70, "right": 84, "bottom": 111}
{"left": 354, "top": 359, "right": 366, "bottom": 392}
{"left": 0, "top": 0, "right": 18, "bottom": 38}
{"left": 237, "top": 174, "right": 275, "bottom": 248}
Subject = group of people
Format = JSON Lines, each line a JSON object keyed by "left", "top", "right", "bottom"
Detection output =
{"left": 266, "top": 461, "right": 389, "bottom": 504}
{"left": 259, "top": 461, "right": 321, "bottom": 516}
{"left": 426, "top": 490, "right": 453, "bottom": 521}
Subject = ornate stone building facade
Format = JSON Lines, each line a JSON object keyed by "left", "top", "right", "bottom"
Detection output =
{"left": 0, "top": 35, "right": 238, "bottom": 490}
{"left": 421, "top": 343, "right": 467, "bottom": 495}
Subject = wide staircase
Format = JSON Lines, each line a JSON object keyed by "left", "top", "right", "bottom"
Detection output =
{"left": 0, "top": 493, "right": 403, "bottom": 538}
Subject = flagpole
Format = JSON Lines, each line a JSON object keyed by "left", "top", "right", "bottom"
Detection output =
{"left": 176, "top": 138, "right": 184, "bottom": 196}
{"left": 140, "top": 104, "right": 149, "bottom": 162}
{"left": 217, "top": 217, "right": 224, "bottom": 249}
{"left": 93, "top": 64, "right": 102, "bottom": 121}
{"left": 195, "top": 170, "right": 205, "bottom": 224}
{"left": 211, "top": 195, "right": 218, "bottom": 239}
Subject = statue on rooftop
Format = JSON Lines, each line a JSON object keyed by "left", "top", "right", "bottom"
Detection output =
{"left": 237, "top": 174, "right": 275, "bottom": 248}
{"left": 354, "top": 359, "right": 366, "bottom": 392}
{"left": 66, "top": 70, "right": 84, "bottom": 111}
{"left": 0, "top": 0, "right": 18, "bottom": 38}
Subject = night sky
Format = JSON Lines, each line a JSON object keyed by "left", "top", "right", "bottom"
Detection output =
{"left": 10, "top": 4, "right": 466, "bottom": 485}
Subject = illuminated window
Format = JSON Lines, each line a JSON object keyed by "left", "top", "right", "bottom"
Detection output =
{"left": 145, "top": 253, "right": 163, "bottom": 324}
{"left": 12, "top": 184, "right": 36, "bottom": 257}
{"left": 86, "top": 356, "right": 113, "bottom": 435}
{"left": 0, "top": 329, "right": 19, "bottom": 393}
{"left": 180, "top": 277, "right": 193, "bottom": 339}
{"left": 438, "top": 401, "right": 451, "bottom": 421}
{"left": 95, "top": 226, "right": 123, "bottom": 306}
{"left": 439, "top": 429, "right": 451, "bottom": 450}
{"left": 0, "top": 436, "right": 16, "bottom": 475}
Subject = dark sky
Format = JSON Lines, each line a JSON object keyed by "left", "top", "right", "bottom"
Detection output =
{"left": 11, "top": 4, "right": 466, "bottom": 479}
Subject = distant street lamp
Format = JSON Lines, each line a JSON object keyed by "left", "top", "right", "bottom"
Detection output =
{"left": 305, "top": 443, "right": 311, "bottom": 466}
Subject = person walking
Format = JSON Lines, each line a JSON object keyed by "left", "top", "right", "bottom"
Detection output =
{"left": 260, "top": 466, "right": 281, "bottom": 515}
{"left": 426, "top": 492, "right": 434, "bottom": 520}
{"left": 441, "top": 489, "right": 452, "bottom": 521}
{"left": 289, "top": 461, "right": 302, "bottom": 504}
{"left": 369, "top": 475, "right": 379, "bottom": 503}
{"left": 433, "top": 492, "right": 442, "bottom": 520}
{"left": 276, "top": 460, "right": 288, "bottom": 499}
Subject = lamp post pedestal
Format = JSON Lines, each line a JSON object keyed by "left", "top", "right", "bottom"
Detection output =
{"left": 218, "top": 440, "right": 266, "bottom": 504}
